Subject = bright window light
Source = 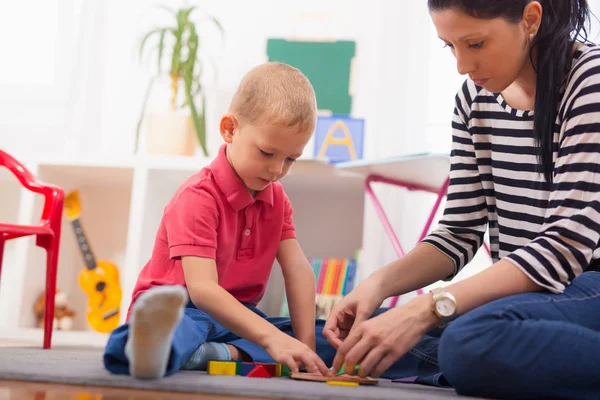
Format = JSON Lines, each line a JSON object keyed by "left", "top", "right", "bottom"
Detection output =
{"left": 0, "top": 0, "right": 58, "bottom": 85}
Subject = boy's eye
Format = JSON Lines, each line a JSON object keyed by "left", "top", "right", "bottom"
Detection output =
{"left": 286, "top": 157, "right": 297, "bottom": 163}
{"left": 468, "top": 41, "right": 484, "bottom": 49}
{"left": 260, "top": 150, "right": 273, "bottom": 157}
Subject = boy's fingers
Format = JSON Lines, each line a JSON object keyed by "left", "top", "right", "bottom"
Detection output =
{"left": 280, "top": 355, "right": 299, "bottom": 373}
{"left": 301, "top": 353, "right": 331, "bottom": 376}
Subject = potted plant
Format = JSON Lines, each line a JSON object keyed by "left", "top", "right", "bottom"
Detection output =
{"left": 136, "top": 3, "right": 223, "bottom": 157}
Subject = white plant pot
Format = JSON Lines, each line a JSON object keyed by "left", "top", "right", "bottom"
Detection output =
{"left": 145, "top": 111, "right": 198, "bottom": 156}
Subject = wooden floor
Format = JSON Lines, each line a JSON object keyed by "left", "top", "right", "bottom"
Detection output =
{"left": 0, "top": 340, "right": 275, "bottom": 400}
{"left": 0, "top": 380, "right": 269, "bottom": 400}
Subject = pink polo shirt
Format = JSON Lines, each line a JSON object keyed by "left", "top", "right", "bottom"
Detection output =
{"left": 127, "top": 145, "right": 296, "bottom": 319}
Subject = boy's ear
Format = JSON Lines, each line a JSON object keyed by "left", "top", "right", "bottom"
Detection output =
{"left": 220, "top": 114, "right": 238, "bottom": 143}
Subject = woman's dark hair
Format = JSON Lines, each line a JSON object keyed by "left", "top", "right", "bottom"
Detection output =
{"left": 428, "top": 0, "right": 591, "bottom": 183}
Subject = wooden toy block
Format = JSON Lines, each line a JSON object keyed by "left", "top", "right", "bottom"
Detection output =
{"left": 327, "top": 380, "right": 359, "bottom": 387}
{"left": 255, "top": 363, "right": 278, "bottom": 376}
{"left": 281, "top": 364, "right": 291, "bottom": 377}
{"left": 275, "top": 364, "right": 282, "bottom": 377}
{"left": 247, "top": 365, "right": 271, "bottom": 378}
{"left": 239, "top": 362, "right": 257, "bottom": 376}
{"left": 207, "top": 360, "right": 237, "bottom": 376}
{"left": 290, "top": 372, "right": 378, "bottom": 385}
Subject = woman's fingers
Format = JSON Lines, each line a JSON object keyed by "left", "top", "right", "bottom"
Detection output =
{"left": 370, "top": 352, "right": 399, "bottom": 378}
{"left": 330, "top": 325, "right": 363, "bottom": 374}
{"left": 355, "top": 345, "right": 389, "bottom": 378}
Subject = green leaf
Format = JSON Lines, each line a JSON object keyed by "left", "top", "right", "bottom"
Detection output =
{"left": 139, "top": 28, "right": 165, "bottom": 61}
{"left": 156, "top": 28, "right": 167, "bottom": 73}
{"left": 208, "top": 15, "right": 225, "bottom": 38}
{"left": 183, "top": 71, "right": 208, "bottom": 156}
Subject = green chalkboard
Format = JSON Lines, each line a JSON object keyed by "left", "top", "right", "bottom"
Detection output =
{"left": 266, "top": 39, "right": 355, "bottom": 115}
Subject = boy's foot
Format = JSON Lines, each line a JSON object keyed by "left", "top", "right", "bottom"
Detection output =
{"left": 125, "top": 285, "right": 188, "bottom": 379}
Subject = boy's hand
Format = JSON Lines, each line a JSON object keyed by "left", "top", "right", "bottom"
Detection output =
{"left": 263, "top": 332, "right": 331, "bottom": 376}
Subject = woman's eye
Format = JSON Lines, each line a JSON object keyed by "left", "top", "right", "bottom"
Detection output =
{"left": 260, "top": 150, "right": 273, "bottom": 157}
{"left": 469, "top": 41, "right": 484, "bottom": 49}
{"left": 286, "top": 158, "right": 297, "bottom": 163}
{"left": 443, "top": 43, "right": 454, "bottom": 49}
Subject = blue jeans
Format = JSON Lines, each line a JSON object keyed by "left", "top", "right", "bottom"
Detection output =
{"left": 439, "top": 271, "right": 600, "bottom": 400}
{"left": 103, "top": 299, "right": 439, "bottom": 379}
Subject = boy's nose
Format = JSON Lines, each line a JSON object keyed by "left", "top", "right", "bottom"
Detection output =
{"left": 268, "top": 161, "right": 284, "bottom": 175}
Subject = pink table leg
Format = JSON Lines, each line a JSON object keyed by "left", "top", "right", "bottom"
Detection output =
{"left": 364, "top": 175, "right": 450, "bottom": 307}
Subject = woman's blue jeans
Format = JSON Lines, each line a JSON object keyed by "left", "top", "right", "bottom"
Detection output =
{"left": 438, "top": 271, "right": 600, "bottom": 400}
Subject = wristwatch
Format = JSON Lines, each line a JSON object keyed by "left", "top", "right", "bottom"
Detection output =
{"left": 430, "top": 287, "right": 457, "bottom": 327}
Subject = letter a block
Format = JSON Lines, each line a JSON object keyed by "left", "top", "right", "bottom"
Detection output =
{"left": 314, "top": 115, "right": 364, "bottom": 163}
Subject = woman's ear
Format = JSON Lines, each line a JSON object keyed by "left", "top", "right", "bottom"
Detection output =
{"left": 220, "top": 114, "right": 238, "bottom": 143}
{"left": 523, "top": 1, "right": 542, "bottom": 36}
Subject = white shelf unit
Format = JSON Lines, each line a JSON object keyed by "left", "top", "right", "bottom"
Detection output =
{"left": 0, "top": 155, "right": 365, "bottom": 347}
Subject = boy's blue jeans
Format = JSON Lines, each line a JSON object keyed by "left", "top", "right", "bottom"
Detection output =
{"left": 104, "top": 272, "right": 600, "bottom": 400}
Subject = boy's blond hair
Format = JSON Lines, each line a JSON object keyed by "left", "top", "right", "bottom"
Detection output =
{"left": 229, "top": 62, "right": 317, "bottom": 132}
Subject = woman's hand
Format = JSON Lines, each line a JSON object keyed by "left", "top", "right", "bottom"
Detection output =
{"left": 331, "top": 294, "right": 438, "bottom": 378}
{"left": 322, "top": 279, "right": 385, "bottom": 349}
{"left": 263, "top": 332, "right": 331, "bottom": 376}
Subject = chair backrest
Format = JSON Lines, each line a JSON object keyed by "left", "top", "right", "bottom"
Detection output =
{"left": 0, "top": 149, "right": 64, "bottom": 234}
{"left": 0, "top": 149, "right": 39, "bottom": 192}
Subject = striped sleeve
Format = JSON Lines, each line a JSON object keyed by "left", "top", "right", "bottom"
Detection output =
{"left": 506, "top": 51, "right": 600, "bottom": 293}
{"left": 422, "top": 81, "right": 488, "bottom": 278}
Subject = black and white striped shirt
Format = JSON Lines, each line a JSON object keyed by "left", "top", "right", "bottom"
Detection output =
{"left": 423, "top": 44, "right": 600, "bottom": 293}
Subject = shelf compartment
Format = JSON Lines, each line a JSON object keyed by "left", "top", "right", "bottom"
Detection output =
{"left": 19, "top": 165, "right": 134, "bottom": 333}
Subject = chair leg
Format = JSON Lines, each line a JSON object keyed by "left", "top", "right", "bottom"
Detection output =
{"left": 43, "top": 236, "right": 60, "bottom": 349}
{"left": 0, "top": 238, "right": 4, "bottom": 287}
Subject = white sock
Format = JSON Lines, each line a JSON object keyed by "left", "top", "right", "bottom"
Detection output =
{"left": 181, "top": 342, "right": 231, "bottom": 370}
{"left": 125, "top": 285, "right": 188, "bottom": 379}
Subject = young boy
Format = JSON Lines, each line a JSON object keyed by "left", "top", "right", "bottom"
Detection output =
{"left": 103, "top": 62, "right": 332, "bottom": 379}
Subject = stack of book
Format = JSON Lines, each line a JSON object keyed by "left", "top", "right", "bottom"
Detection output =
{"left": 280, "top": 257, "right": 357, "bottom": 319}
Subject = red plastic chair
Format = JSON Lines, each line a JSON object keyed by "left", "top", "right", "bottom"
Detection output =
{"left": 0, "top": 149, "right": 64, "bottom": 349}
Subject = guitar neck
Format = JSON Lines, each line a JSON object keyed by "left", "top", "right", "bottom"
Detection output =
{"left": 70, "top": 219, "right": 97, "bottom": 270}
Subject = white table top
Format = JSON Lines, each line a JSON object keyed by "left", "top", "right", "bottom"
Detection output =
{"left": 335, "top": 153, "right": 450, "bottom": 191}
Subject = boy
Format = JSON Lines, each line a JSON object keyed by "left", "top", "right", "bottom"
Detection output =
{"left": 103, "top": 62, "right": 332, "bottom": 379}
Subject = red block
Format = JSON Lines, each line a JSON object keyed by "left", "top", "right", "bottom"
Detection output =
{"left": 255, "top": 363, "right": 278, "bottom": 376}
{"left": 247, "top": 365, "right": 272, "bottom": 378}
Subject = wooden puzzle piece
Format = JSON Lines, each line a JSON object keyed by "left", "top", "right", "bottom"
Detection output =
{"left": 290, "top": 372, "right": 378, "bottom": 385}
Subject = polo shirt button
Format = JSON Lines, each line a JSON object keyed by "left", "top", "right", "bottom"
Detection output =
{"left": 244, "top": 229, "right": 251, "bottom": 236}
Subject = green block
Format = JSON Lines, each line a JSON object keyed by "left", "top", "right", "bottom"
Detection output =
{"left": 336, "top": 364, "right": 360, "bottom": 376}
{"left": 281, "top": 364, "right": 292, "bottom": 377}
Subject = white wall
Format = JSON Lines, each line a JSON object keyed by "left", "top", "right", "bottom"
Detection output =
{"left": 3, "top": 0, "right": 600, "bottom": 303}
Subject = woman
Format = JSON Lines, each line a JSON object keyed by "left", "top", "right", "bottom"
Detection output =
{"left": 323, "top": 1, "right": 600, "bottom": 399}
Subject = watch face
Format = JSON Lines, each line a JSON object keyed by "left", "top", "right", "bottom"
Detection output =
{"left": 435, "top": 297, "right": 456, "bottom": 317}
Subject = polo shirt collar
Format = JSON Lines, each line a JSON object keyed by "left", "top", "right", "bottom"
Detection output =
{"left": 210, "top": 144, "right": 274, "bottom": 210}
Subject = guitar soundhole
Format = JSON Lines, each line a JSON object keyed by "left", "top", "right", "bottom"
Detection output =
{"left": 96, "top": 281, "right": 107, "bottom": 292}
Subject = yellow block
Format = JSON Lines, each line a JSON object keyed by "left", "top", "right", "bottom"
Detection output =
{"left": 207, "top": 360, "right": 237, "bottom": 376}
{"left": 326, "top": 380, "right": 359, "bottom": 387}
{"left": 275, "top": 364, "right": 282, "bottom": 377}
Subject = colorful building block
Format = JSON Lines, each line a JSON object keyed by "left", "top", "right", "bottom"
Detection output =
{"left": 327, "top": 380, "right": 359, "bottom": 387}
{"left": 281, "top": 364, "right": 291, "bottom": 377}
{"left": 239, "top": 362, "right": 257, "bottom": 376}
{"left": 314, "top": 115, "right": 365, "bottom": 163}
{"left": 207, "top": 360, "right": 237, "bottom": 376}
{"left": 247, "top": 365, "right": 271, "bottom": 378}
{"left": 255, "top": 363, "right": 278, "bottom": 377}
